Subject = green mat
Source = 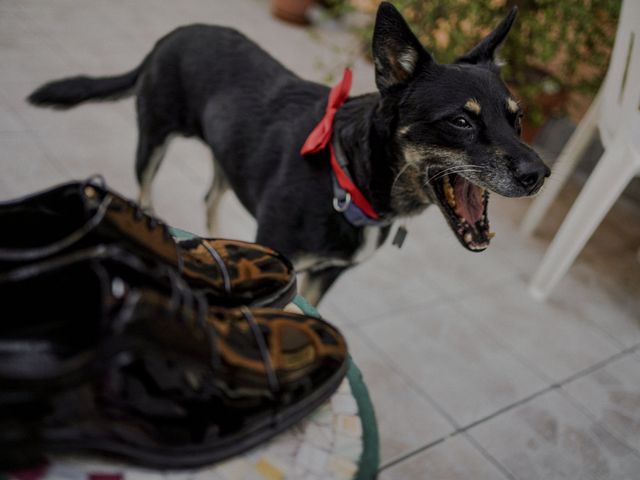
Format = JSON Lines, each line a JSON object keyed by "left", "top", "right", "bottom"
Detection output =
{"left": 293, "top": 296, "right": 379, "bottom": 480}
{"left": 173, "top": 228, "right": 380, "bottom": 478}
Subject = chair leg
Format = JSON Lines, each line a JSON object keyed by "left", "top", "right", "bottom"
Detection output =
{"left": 520, "top": 93, "right": 602, "bottom": 236}
{"left": 529, "top": 140, "right": 638, "bottom": 301}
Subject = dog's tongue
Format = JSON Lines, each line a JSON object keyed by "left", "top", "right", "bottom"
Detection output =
{"left": 453, "top": 176, "right": 484, "bottom": 224}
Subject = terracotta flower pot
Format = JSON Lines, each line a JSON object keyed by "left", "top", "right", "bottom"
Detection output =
{"left": 271, "top": 0, "right": 315, "bottom": 25}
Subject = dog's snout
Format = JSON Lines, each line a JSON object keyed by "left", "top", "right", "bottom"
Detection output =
{"left": 518, "top": 167, "right": 544, "bottom": 188}
{"left": 511, "top": 156, "right": 550, "bottom": 194}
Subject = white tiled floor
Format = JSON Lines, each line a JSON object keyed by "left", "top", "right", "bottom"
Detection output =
{"left": 1, "top": 1, "right": 639, "bottom": 478}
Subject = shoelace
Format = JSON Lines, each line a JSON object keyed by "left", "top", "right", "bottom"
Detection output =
{"left": 82, "top": 177, "right": 278, "bottom": 393}
{"left": 82, "top": 176, "right": 173, "bottom": 242}
{"left": 162, "top": 268, "right": 280, "bottom": 393}
{"left": 109, "top": 258, "right": 212, "bottom": 351}
{"left": 202, "top": 242, "right": 232, "bottom": 294}
{"left": 124, "top": 198, "right": 173, "bottom": 242}
{"left": 164, "top": 272, "right": 279, "bottom": 395}
{"left": 165, "top": 267, "right": 208, "bottom": 329}
{"left": 240, "top": 306, "right": 280, "bottom": 394}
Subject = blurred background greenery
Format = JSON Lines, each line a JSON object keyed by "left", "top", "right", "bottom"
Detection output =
{"left": 325, "top": 0, "right": 621, "bottom": 141}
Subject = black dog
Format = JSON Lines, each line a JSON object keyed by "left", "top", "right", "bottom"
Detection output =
{"left": 28, "top": 2, "right": 549, "bottom": 305}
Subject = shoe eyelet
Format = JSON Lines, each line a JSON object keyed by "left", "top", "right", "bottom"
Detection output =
{"left": 84, "top": 185, "right": 97, "bottom": 198}
{"left": 111, "top": 277, "right": 126, "bottom": 298}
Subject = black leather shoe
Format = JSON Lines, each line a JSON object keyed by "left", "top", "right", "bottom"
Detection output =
{"left": 0, "top": 246, "right": 347, "bottom": 470}
{"left": 0, "top": 177, "right": 296, "bottom": 307}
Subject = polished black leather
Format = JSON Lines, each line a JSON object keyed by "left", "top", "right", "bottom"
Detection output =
{"left": 0, "top": 178, "right": 296, "bottom": 307}
{"left": 0, "top": 247, "right": 346, "bottom": 470}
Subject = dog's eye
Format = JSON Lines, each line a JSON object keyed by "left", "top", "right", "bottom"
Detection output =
{"left": 450, "top": 117, "right": 472, "bottom": 129}
{"left": 515, "top": 115, "right": 523, "bottom": 136}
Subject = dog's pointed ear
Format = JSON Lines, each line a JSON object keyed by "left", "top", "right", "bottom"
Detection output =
{"left": 456, "top": 7, "right": 517, "bottom": 66}
{"left": 372, "top": 2, "right": 433, "bottom": 92}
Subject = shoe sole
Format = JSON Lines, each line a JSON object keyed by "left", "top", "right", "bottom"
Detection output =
{"left": 42, "top": 356, "right": 348, "bottom": 470}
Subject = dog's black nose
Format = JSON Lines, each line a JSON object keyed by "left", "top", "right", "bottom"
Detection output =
{"left": 514, "top": 159, "right": 550, "bottom": 193}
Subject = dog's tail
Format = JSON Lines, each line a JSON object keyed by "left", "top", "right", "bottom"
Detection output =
{"left": 27, "top": 63, "right": 144, "bottom": 109}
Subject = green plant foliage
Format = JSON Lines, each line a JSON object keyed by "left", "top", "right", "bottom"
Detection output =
{"left": 359, "top": 0, "right": 621, "bottom": 125}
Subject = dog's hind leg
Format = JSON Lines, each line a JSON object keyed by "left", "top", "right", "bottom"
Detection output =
{"left": 134, "top": 82, "right": 182, "bottom": 211}
{"left": 300, "top": 266, "right": 347, "bottom": 306}
{"left": 205, "top": 159, "right": 229, "bottom": 235}
{"left": 135, "top": 125, "right": 173, "bottom": 212}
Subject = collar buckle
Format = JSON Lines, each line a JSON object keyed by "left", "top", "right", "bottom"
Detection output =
{"left": 333, "top": 192, "right": 351, "bottom": 213}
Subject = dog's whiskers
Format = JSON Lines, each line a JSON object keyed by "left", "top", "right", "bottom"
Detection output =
{"left": 428, "top": 164, "right": 484, "bottom": 180}
{"left": 425, "top": 169, "right": 483, "bottom": 187}
{"left": 390, "top": 162, "right": 418, "bottom": 193}
{"left": 424, "top": 166, "right": 486, "bottom": 187}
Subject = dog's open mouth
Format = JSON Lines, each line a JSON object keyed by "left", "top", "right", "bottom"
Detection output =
{"left": 432, "top": 172, "right": 493, "bottom": 251}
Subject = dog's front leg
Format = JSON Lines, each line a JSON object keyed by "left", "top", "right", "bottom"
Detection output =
{"left": 300, "top": 266, "right": 348, "bottom": 306}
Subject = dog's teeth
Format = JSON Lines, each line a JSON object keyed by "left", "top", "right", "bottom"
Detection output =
{"left": 464, "top": 232, "right": 472, "bottom": 243}
{"left": 443, "top": 176, "right": 456, "bottom": 206}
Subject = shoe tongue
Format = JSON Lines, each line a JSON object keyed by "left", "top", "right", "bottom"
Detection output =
{"left": 453, "top": 176, "right": 483, "bottom": 224}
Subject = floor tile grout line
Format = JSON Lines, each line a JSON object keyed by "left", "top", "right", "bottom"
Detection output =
{"left": 354, "top": 321, "right": 461, "bottom": 428}
{"left": 376, "top": 341, "right": 640, "bottom": 472}
{"left": 560, "top": 387, "right": 640, "bottom": 461}
{"left": 554, "top": 342, "right": 640, "bottom": 388}
{"left": 458, "top": 388, "right": 557, "bottom": 434}
{"left": 355, "top": 273, "right": 545, "bottom": 435}
{"left": 453, "top": 291, "right": 639, "bottom": 388}
{"left": 462, "top": 431, "right": 519, "bottom": 480}
{"left": 357, "top": 285, "right": 559, "bottom": 432}
{"left": 377, "top": 384, "right": 543, "bottom": 474}
{"left": 556, "top": 344, "right": 640, "bottom": 460}
{"left": 453, "top": 341, "right": 640, "bottom": 435}
{"left": 334, "top": 234, "right": 638, "bottom": 474}
{"left": 378, "top": 437, "right": 447, "bottom": 472}
{"left": 451, "top": 278, "right": 635, "bottom": 388}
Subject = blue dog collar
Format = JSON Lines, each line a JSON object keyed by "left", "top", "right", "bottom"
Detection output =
{"left": 332, "top": 174, "right": 391, "bottom": 227}
{"left": 330, "top": 139, "right": 392, "bottom": 228}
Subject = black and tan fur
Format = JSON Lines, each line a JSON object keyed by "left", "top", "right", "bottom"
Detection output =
{"left": 27, "top": 3, "right": 549, "bottom": 305}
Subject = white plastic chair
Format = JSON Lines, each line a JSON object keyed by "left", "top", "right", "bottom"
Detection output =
{"left": 520, "top": 0, "right": 640, "bottom": 301}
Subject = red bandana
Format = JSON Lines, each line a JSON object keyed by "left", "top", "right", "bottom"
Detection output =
{"left": 300, "top": 68, "right": 380, "bottom": 220}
